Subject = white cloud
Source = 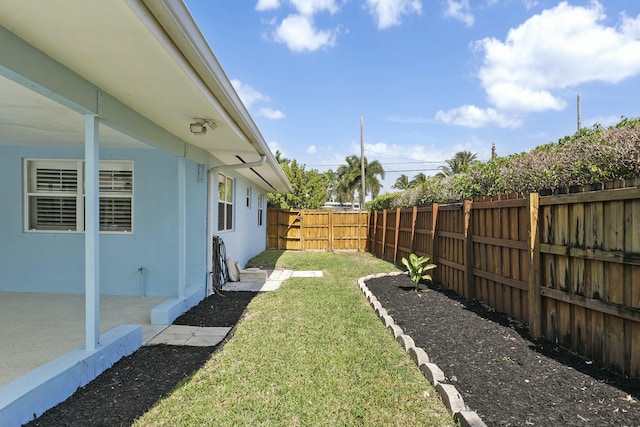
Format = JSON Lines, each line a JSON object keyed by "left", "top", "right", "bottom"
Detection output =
{"left": 365, "top": 0, "right": 422, "bottom": 30}
{"left": 440, "top": 1, "right": 640, "bottom": 130}
{"left": 622, "top": 13, "right": 640, "bottom": 39}
{"left": 444, "top": 0, "right": 474, "bottom": 27}
{"left": 474, "top": 1, "right": 640, "bottom": 114}
{"left": 583, "top": 115, "right": 621, "bottom": 129}
{"left": 522, "top": 0, "right": 538, "bottom": 10}
{"left": 435, "top": 105, "right": 521, "bottom": 128}
{"left": 484, "top": 83, "right": 566, "bottom": 112}
{"left": 231, "top": 79, "right": 285, "bottom": 119}
{"left": 290, "top": 0, "right": 339, "bottom": 16}
{"left": 230, "top": 79, "right": 270, "bottom": 109}
{"left": 268, "top": 140, "right": 287, "bottom": 158}
{"left": 258, "top": 107, "right": 286, "bottom": 119}
{"left": 307, "top": 145, "right": 317, "bottom": 154}
{"left": 275, "top": 14, "right": 337, "bottom": 52}
{"left": 256, "top": 0, "right": 281, "bottom": 11}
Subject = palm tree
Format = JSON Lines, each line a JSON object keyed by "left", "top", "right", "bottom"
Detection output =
{"left": 324, "top": 169, "right": 338, "bottom": 202}
{"left": 410, "top": 173, "right": 428, "bottom": 187}
{"left": 336, "top": 155, "right": 385, "bottom": 206}
{"left": 336, "top": 156, "right": 359, "bottom": 205}
{"left": 392, "top": 174, "right": 411, "bottom": 190}
{"left": 364, "top": 158, "right": 385, "bottom": 199}
{"left": 437, "top": 151, "right": 478, "bottom": 177}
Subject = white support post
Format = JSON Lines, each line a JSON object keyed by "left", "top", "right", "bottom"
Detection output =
{"left": 84, "top": 114, "right": 100, "bottom": 350}
{"left": 178, "top": 157, "right": 186, "bottom": 299}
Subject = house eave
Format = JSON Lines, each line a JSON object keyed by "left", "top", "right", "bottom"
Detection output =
{"left": 0, "top": 0, "right": 292, "bottom": 193}
{"left": 142, "top": 0, "right": 292, "bottom": 193}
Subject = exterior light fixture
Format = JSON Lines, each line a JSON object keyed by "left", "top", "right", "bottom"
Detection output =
{"left": 190, "top": 118, "right": 217, "bottom": 135}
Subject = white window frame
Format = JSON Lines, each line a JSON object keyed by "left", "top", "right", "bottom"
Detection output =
{"left": 217, "top": 172, "right": 234, "bottom": 232}
{"left": 246, "top": 186, "right": 252, "bottom": 208}
{"left": 257, "top": 193, "right": 264, "bottom": 227}
{"left": 24, "top": 158, "right": 134, "bottom": 233}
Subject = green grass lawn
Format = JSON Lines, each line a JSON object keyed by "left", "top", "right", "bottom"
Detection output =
{"left": 134, "top": 251, "right": 454, "bottom": 426}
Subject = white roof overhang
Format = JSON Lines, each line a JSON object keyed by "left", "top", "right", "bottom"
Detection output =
{"left": 0, "top": 0, "right": 291, "bottom": 193}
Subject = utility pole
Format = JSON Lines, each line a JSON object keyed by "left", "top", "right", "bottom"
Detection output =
{"left": 577, "top": 94, "right": 581, "bottom": 132}
{"left": 360, "top": 117, "right": 365, "bottom": 210}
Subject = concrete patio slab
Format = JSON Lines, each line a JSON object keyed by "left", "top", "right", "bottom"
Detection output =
{"left": 145, "top": 325, "right": 231, "bottom": 347}
{"left": 0, "top": 292, "right": 166, "bottom": 388}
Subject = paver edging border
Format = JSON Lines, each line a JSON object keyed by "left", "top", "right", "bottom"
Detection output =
{"left": 358, "top": 273, "right": 487, "bottom": 427}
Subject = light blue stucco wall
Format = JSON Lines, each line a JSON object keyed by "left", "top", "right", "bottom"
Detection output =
{"left": 0, "top": 144, "right": 207, "bottom": 296}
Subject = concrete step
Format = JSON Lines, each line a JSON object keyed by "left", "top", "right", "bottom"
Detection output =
{"left": 240, "top": 268, "right": 268, "bottom": 282}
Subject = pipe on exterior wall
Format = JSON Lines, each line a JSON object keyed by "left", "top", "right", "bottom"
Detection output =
{"left": 209, "top": 155, "right": 266, "bottom": 174}
{"left": 205, "top": 155, "right": 267, "bottom": 295}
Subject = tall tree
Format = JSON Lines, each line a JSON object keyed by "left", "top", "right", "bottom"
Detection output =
{"left": 437, "top": 151, "right": 478, "bottom": 177}
{"left": 337, "top": 155, "right": 385, "bottom": 205}
{"left": 392, "top": 174, "right": 411, "bottom": 190}
{"left": 324, "top": 169, "right": 338, "bottom": 202}
{"left": 410, "top": 173, "right": 428, "bottom": 187}
{"left": 267, "top": 151, "right": 329, "bottom": 209}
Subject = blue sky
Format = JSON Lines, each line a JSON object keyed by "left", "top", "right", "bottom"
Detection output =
{"left": 185, "top": 0, "right": 640, "bottom": 193}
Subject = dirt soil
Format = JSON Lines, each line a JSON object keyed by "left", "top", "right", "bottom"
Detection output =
{"left": 365, "top": 274, "right": 640, "bottom": 426}
{"left": 25, "top": 291, "right": 256, "bottom": 427}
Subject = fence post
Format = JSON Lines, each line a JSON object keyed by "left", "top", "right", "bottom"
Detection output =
{"left": 528, "top": 193, "right": 541, "bottom": 338}
{"left": 394, "top": 207, "right": 401, "bottom": 263}
{"left": 363, "top": 210, "right": 370, "bottom": 252}
{"left": 277, "top": 209, "right": 282, "bottom": 250}
{"left": 432, "top": 203, "right": 439, "bottom": 282}
{"left": 463, "top": 200, "right": 474, "bottom": 301}
{"left": 381, "top": 209, "right": 388, "bottom": 259}
{"left": 410, "top": 206, "right": 418, "bottom": 254}
{"left": 370, "top": 211, "right": 377, "bottom": 255}
{"left": 328, "top": 210, "right": 334, "bottom": 252}
{"left": 299, "top": 210, "right": 305, "bottom": 251}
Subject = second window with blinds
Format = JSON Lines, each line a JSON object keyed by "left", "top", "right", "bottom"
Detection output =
{"left": 218, "top": 173, "right": 234, "bottom": 231}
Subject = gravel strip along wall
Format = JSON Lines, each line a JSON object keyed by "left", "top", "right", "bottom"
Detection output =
{"left": 358, "top": 272, "right": 486, "bottom": 427}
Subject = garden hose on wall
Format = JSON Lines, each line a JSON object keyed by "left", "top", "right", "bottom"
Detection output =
{"left": 211, "top": 235, "right": 228, "bottom": 296}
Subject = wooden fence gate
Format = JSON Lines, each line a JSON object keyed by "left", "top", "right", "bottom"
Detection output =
{"left": 267, "top": 209, "right": 369, "bottom": 252}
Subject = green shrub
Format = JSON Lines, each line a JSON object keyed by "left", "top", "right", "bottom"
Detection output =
{"left": 401, "top": 253, "right": 436, "bottom": 291}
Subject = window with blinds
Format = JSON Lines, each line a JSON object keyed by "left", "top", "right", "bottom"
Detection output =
{"left": 98, "top": 166, "right": 133, "bottom": 232}
{"left": 25, "top": 159, "right": 133, "bottom": 233}
{"left": 217, "top": 173, "right": 233, "bottom": 231}
{"left": 257, "top": 193, "right": 264, "bottom": 227}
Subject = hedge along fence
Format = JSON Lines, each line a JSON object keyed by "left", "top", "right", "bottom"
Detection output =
{"left": 368, "top": 183, "right": 640, "bottom": 379}
{"left": 267, "top": 209, "right": 369, "bottom": 251}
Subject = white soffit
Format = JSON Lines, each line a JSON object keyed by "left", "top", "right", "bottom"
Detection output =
{"left": 0, "top": 76, "right": 146, "bottom": 148}
{"left": 0, "top": 0, "right": 291, "bottom": 192}
{"left": 0, "top": 0, "right": 252, "bottom": 155}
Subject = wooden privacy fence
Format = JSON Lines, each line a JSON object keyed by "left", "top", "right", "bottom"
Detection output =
{"left": 267, "top": 209, "right": 369, "bottom": 251}
{"left": 369, "top": 185, "right": 640, "bottom": 379}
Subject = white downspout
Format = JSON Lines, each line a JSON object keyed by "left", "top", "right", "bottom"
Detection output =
{"left": 205, "top": 155, "right": 266, "bottom": 295}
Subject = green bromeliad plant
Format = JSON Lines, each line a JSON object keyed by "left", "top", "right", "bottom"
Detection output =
{"left": 401, "top": 253, "right": 436, "bottom": 291}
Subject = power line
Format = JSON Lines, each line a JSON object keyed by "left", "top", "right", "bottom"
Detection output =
{"left": 384, "top": 168, "right": 441, "bottom": 173}
{"left": 364, "top": 148, "right": 446, "bottom": 163}
{"left": 306, "top": 161, "right": 445, "bottom": 168}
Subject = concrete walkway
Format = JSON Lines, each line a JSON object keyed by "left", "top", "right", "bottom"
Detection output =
{"left": 146, "top": 325, "right": 232, "bottom": 346}
{"left": 144, "top": 269, "right": 323, "bottom": 347}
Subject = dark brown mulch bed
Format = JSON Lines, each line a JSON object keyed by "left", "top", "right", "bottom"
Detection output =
{"left": 365, "top": 274, "right": 640, "bottom": 426}
{"left": 25, "top": 291, "right": 256, "bottom": 427}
